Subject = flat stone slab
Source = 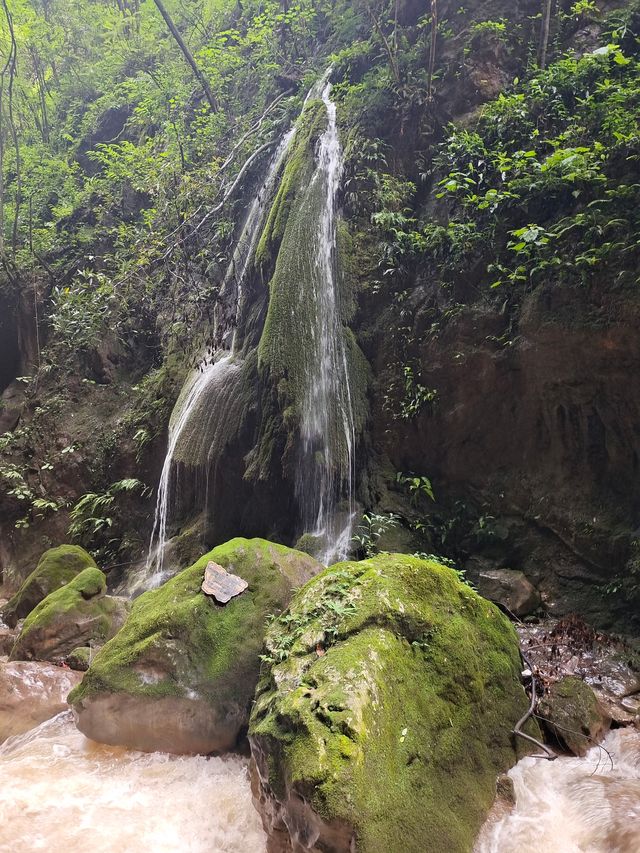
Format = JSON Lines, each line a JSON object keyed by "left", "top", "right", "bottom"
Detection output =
{"left": 201, "top": 561, "right": 248, "bottom": 604}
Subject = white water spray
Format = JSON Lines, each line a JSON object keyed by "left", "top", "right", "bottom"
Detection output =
{"left": 475, "top": 727, "right": 640, "bottom": 853}
{"left": 137, "top": 131, "right": 296, "bottom": 593}
{"left": 296, "top": 81, "right": 356, "bottom": 565}
{"left": 0, "top": 712, "right": 266, "bottom": 852}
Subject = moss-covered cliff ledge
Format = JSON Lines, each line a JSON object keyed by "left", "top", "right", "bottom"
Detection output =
{"left": 69, "top": 538, "right": 321, "bottom": 754}
{"left": 249, "top": 553, "right": 534, "bottom": 853}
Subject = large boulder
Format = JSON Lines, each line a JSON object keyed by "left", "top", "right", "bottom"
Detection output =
{"left": 249, "top": 554, "right": 535, "bottom": 853}
{"left": 9, "top": 568, "right": 130, "bottom": 663}
{"left": 473, "top": 566, "right": 542, "bottom": 617}
{"left": 69, "top": 538, "right": 321, "bottom": 755}
{"left": 0, "top": 660, "right": 82, "bottom": 743}
{"left": 538, "top": 676, "right": 611, "bottom": 756}
{"left": 2, "top": 545, "right": 98, "bottom": 628}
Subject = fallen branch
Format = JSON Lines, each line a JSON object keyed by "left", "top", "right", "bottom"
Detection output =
{"left": 513, "top": 652, "right": 557, "bottom": 760}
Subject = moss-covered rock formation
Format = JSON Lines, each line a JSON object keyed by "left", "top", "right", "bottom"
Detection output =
{"left": 69, "top": 538, "right": 321, "bottom": 755}
{"left": 255, "top": 95, "right": 369, "bottom": 474}
{"left": 538, "top": 676, "right": 611, "bottom": 757}
{"left": 249, "top": 553, "right": 534, "bottom": 853}
{"left": 2, "top": 545, "right": 98, "bottom": 628}
{"left": 9, "top": 567, "right": 130, "bottom": 663}
{"left": 66, "top": 646, "right": 93, "bottom": 671}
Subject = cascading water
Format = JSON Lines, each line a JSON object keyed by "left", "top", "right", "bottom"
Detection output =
{"left": 0, "top": 712, "right": 266, "bottom": 852}
{"left": 475, "top": 727, "right": 640, "bottom": 853}
{"left": 135, "top": 74, "right": 357, "bottom": 592}
{"left": 133, "top": 131, "right": 296, "bottom": 594}
{"left": 295, "top": 81, "right": 356, "bottom": 565}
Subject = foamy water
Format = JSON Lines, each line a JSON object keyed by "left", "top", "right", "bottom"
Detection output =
{"left": 0, "top": 712, "right": 267, "bottom": 853}
{"left": 477, "top": 728, "right": 640, "bottom": 853}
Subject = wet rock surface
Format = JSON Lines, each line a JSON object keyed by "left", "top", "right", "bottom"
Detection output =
{"left": 250, "top": 553, "right": 534, "bottom": 853}
{"left": 2, "top": 545, "right": 98, "bottom": 628}
{"left": 518, "top": 615, "right": 640, "bottom": 727}
{"left": 70, "top": 538, "right": 321, "bottom": 755}
{"left": 538, "top": 676, "right": 610, "bottom": 757}
{"left": 9, "top": 568, "right": 130, "bottom": 664}
{"left": 0, "top": 660, "right": 82, "bottom": 743}
{"left": 472, "top": 566, "right": 541, "bottom": 617}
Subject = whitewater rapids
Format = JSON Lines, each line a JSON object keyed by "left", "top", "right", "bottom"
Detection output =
{"left": 0, "top": 711, "right": 266, "bottom": 853}
{"left": 476, "top": 727, "right": 640, "bottom": 853}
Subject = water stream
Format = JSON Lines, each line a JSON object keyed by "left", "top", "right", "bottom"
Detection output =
{"left": 294, "top": 81, "right": 356, "bottom": 565}
{"left": 136, "top": 131, "right": 296, "bottom": 593}
{"left": 476, "top": 727, "right": 640, "bottom": 853}
{"left": 0, "top": 711, "right": 266, "bottom": 852}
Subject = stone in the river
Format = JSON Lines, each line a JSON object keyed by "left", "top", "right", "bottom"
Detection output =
{"left": 66, "top": 646, "right": 93, "bottom": 671}
{"left": 0, "top": 626, "right": 18, "bottom": 656}
{"left": 9, "top": 568, "right": 130, "bottom": 663}
{"left": 69, "top": 538, "right": 321, "bottom": 755}
{"left": 0, "top": 659, "right": 82, "bottom": 742}
{"left": 2, "top": 545, "right": 98, "bottom": 628}
{"left": 249, "top": 553, "right": 535, "bottom": 853}
{"left": 538, "top": 675, "right": 610, "bottom": 756}
{"left": 472, "top": 565, "right": 541, "bottom": 617}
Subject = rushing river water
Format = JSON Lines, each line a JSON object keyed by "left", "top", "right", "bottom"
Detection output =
{"left": 476, "top": 727, "right": 640, "bottom": 853}
{"left": 0, "top": 712, "right": 267, "bottom": 853}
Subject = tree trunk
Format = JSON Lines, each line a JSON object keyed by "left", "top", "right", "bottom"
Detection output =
{"left": 151, "top": 0, "right": 218, "bottom": 111}
{"left": 427, "top": 0, "right": 437, "bottom": 99}
{"left": 538, "top": 0, "right": 553, "bottom": 70}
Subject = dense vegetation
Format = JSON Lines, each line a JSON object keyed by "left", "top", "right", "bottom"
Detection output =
{"left": 1, "top": 0, "right": 639, "bottom": 623}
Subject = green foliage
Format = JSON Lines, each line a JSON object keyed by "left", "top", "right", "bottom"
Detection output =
{"left": 261, "top": 566, "right": 358, "bottom": 665}
{"left": 428, "top": 42, "right": 640, "bottom": 293}
{"left": 68, "top": 478, "right": 149, "bottom": 559}
{"left": 351, "top": 512, "right": 399, "bottom": 558}
{"left": 49, "top": 270, "right": 119, "bottom": 355}
{"left": 396, "top": 472, "right": 435, "bottom": 505}
{"left": 384, "top": 365, "right": 438, "bottom": 421}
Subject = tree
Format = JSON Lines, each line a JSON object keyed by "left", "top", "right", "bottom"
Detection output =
{"left": 150, "top": 0, "right": 219, "bottom": 111}
{"left": 538, "top": 0, "right": 553, "bottom": 70}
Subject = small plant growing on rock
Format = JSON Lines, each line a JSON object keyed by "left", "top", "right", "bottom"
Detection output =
{"left": 351, "top": 512, "right": 399, "bottom": 558}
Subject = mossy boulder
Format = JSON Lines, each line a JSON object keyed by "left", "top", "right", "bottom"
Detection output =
{"left": 66, "top": 646, "right": 92, "bottom": 671}
{"left": 538, "top": 676, "right": 610, "bottom": 756}
{"left": 69, "top": 538, "right": 321, "bottom": 755}
{"left": 9, "top": 568, "right": 130, "bottom": 663}
{"left": 2, "top": 545, "right": 98, "bottom": 628}
{"left": 249, "top": 553, "right": 535, "bottom": 853}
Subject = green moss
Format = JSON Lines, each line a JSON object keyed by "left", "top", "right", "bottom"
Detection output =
{"left": 250, "top": 554, "right": 535, "bottom": 853}
{"left": 67, "top": 646, "right": 92, "bottom": 671}
{"left": 255, "top": 99, "right": 327, "bottom": 270}
{"left": 68, "top": 538, "right": 319, "bottom": 709}
{"left": 538, "top": 676, "right": 608, "bottom": 755}
{"left": 2, "top": 544, "right": 98, "bottom": 627}
{"left": 253, "top": 97, "right": 370, "bottom": 478}
{"left": 20, "top": 567, "right": 106, "bottom": 633}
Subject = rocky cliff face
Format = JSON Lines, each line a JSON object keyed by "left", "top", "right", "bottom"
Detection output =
{"left": 365, "top": 283, "right": 640, "bottom": 632}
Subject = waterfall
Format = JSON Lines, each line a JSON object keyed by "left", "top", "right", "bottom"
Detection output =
{"left": 136, "top": 75, "right": 359, "bottom": 591}
{"left": 135, "top": 131, "right": 295, "bottom": 594}
{"left": 295, "top": 81, "right": 356, "bottom": 565}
